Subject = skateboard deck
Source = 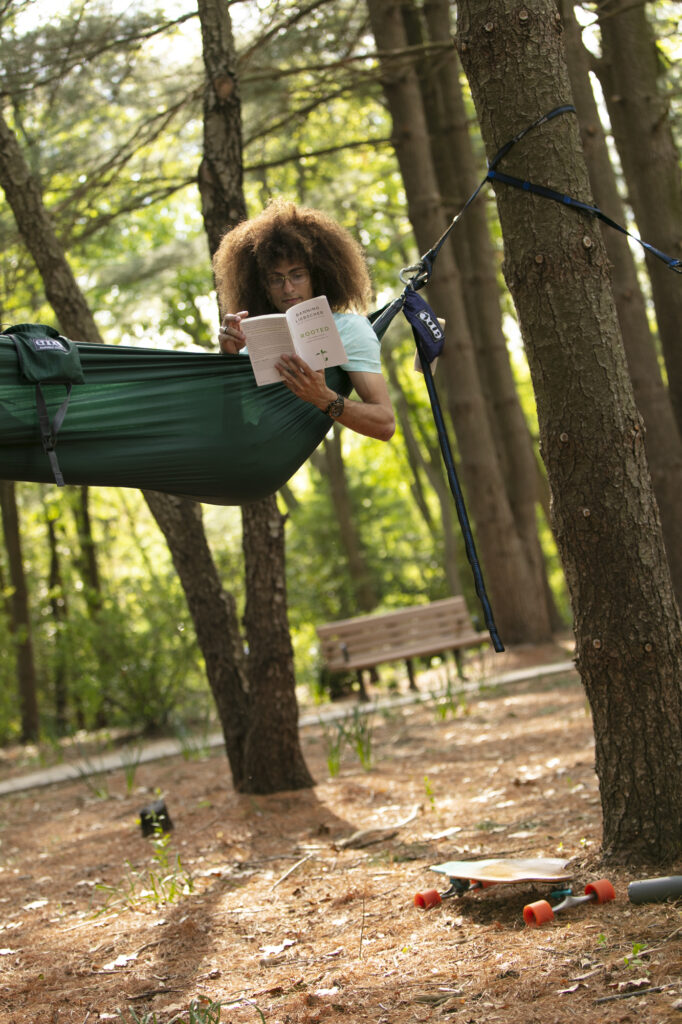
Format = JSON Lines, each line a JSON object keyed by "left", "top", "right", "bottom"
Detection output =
{"left": 429, "top": 856, "right": 572, "bottom": 885}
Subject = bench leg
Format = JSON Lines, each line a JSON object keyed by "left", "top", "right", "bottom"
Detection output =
{"left": 405, "top": 658, "right": 418, "bottom": 691}
{"left": 356, "top": 670, "right": 370, "bottom": 702}
{"left": 453, "top": 649, "right": 466, "bottom": 681}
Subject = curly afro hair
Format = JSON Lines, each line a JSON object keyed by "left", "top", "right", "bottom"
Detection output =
{"left": 212, "top": 199, "right": 373, "bottom": 317}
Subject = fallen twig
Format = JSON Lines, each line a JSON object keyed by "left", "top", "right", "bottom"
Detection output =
{"left": 594, "top": 984, "right": 670, "bottom": 1004}
{"left": 272, "top": 853, "right": 313, "bottom": 889}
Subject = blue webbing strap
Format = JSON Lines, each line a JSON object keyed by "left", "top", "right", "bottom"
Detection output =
{"left": 487, "top": 168, "right": 682, "bottom": 272}
{"left": 400, "top": 103, "right": 681, "bottom": 288}
{"left": 402, "top": 290, "right": 505, "bottom": 652}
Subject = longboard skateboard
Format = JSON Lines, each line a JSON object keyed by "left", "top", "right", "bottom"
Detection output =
{"left": 414, "top": 856, "right": 615, "bottom": 925}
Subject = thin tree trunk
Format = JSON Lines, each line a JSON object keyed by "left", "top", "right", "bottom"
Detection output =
{"left": 458, "top": 0, "right": 682, "bottom": 865}
{"left": 45, "top": 503, "right": 69, "bottom": 734}
{"left": 366, "top": 0, "right": 552, "bottom": 645}
{"left": 595, "top": 0, "right": 682, "bottom": 435}
{"left": 0, "top": 481, "right": 39, "bottom": 742}
{"left": 321, "top": 427, "right": 378, "bottom": 613}
{"left": 561, "top": 0, "right": 682, "bottom": 607}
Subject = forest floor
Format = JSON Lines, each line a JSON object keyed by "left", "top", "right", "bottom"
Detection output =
{"left": 0, "top": 642, "right": 680, "bottom": 1024}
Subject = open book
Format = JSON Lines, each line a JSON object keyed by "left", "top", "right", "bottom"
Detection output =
{"left": 240, "top": 295, "right": 347, "bottom": 386}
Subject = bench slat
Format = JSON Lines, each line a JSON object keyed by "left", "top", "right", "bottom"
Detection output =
{"left": 316, "top": 597, "right": 488, "bottom": 674}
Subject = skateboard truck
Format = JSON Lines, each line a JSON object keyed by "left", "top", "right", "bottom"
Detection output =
{"left": 523, "top": 878, "right": 616, "bottom": 926}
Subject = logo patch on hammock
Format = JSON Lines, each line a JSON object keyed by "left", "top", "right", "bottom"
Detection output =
{"left": 32, "top": 337, "right": 68, "bottom": 353}
{"left": 403, "top": 290, "right": 445, "bottom": 362}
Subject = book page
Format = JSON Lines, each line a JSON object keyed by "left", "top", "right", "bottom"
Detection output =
{"left": 286, "top": 296, "right": 347, "bottom": 370}
{"left": 240, "top": 315, "right": 296, "bottom": 386}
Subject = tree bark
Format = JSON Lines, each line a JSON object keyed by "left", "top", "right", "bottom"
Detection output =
{"left": 366, "top": 0, "right": 552, "bottom": 644}
{"left": 458, "top": 0, "right": 682, "bottom": 864}
{"left": 0, "top": 481, "right": 39, "bottom": 742}
{"left": 198, "top": 0, "right": 313, "bottom": 791}
{"left": 143, "top": 490, "right": 250, "bottom": 786}
{"left": 595, "top": 0, "right": 682, "bottom": 435}
{"left": 561, "top": 0, "right": 682, "bottom": 607}
{"left": 240, "top": 498, "right": 314, "bottom": 791}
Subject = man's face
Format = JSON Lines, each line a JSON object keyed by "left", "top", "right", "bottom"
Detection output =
{"left": 264, "top": 261, "right": 313, "bottom": 313}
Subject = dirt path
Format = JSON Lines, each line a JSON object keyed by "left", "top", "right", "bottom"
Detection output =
{"left": 0, "top": 654, "right": 680, "bottom": 1023}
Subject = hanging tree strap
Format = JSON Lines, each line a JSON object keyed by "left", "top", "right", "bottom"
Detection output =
{"left": 394, "top": 103, "right": 681, "bottom": 292}
{"left": 402, "top": 289, "right": 504, "bottom": 653}
{"left": 34, "top": 382, "right": 73, "bottom": 488}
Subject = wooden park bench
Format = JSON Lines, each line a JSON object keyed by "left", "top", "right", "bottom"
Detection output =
{"left": 316, "top": 595, "right": 490, "bottom": 699}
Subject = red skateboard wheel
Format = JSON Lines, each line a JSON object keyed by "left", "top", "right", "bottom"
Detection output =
{"left": 523, "top": 899, "right": 555, "bottom": 926}
{"left": 414, "top": 888, "right": 442, "bottom": 909}
{"left": 585, "top": 878, "right": 616, "bottom": 904}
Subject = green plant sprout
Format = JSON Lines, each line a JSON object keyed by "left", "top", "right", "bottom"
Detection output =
{"left": 117, "top": 997, "right": 225, "bottom": 1023}
{"left": 339, "top": 707, "right": 374, "bottom": 770}
{"left": 95, "top": 824, "right": 193, "bottom": 914}
{"left": 423, "top": 775, "right": 436, "bottom": 811}
{"left": 319, "top": 718, "right": 345, "bottom": 777}
{"left": 120, "top": 743, "right": 143, "bottom": 794}
{"left": 624, "top": 941, "right": 647, "bottom": 969}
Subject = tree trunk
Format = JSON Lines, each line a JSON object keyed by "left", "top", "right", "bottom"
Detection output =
{"left": 595, "top": 0, "right": 682, "bottom": 435}
{"left": 0, "top": 481, "right": 39, "bottom": 742}
{"left": 240, "top": 498, "right": 314, "bottom": 791}
{"left": 198, "top": 0, "right": 313, "bottom": 792}
{"left": 0, "top": 106, "right": 251, "bottom": 776}
{"left": 143, "top": 490, "right": 250, "bottom": 786}
{"left": 366, "top": 0, "right": 552, "bottom": 645}
{"left": 321, "top": 427, "right": 378, "bottom": 613}
{"left": 458, "top": 0, "right": 682, "bottom": 865}
{"left": 45, "top": 503, "right": 69, "bottom": 735}
{"left": 561, "top": 0, "right": 682, "bottom": 607}
{"left": 405, "top": 0, "right": 560, "bottom": 630}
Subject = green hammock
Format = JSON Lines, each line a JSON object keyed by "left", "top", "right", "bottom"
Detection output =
{"left": 0, "top": 323, "right": 352, "bottom": 504}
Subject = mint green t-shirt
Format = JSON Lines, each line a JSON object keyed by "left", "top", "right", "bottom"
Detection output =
{"left": 334, "top": 313, "right": 382, "bottom": 374}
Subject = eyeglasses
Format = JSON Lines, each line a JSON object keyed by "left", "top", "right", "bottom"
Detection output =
{"left": 266, "top": 268, "right": 310, "bottom": 290}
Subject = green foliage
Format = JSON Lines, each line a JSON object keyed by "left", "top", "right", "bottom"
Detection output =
{"left": 95, "top": 822, "right": 194, "bottom": 915}
{"left": 117, "top": 997, "right": 226, "bottom": 1024}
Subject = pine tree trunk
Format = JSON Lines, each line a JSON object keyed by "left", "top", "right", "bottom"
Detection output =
{"left": 561, "top": 0, "right": 682, "bottom": 607}
{"left": 0, "top": 481, "right": 39, "bottom": 742}
{"left": 143, "top": 490, "right": 250, "bottom": 787}
{"left": 595, "top": 0, "right": 682, "bottom": 435}
{"left": 198, "top": 0, "right": 313, "bottom": 792}
{"left": 241, "top": 498, "right": 314, "bottom": 791}
{"left": 458, "top": 0, "right": 682, "bottom": 864}
{"left": 366, "top": 0, "right": 552, "bottom": 644}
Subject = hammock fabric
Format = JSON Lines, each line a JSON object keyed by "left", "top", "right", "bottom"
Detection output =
{"left": 0, "top": 323, "right": 352, "bottom": 504}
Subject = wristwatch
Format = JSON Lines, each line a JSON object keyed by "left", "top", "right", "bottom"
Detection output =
{"left": 324, "top": 393, "right": 345, "bottom": 419}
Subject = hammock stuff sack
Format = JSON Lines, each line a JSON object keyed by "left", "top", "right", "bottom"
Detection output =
{"left": 0, "top": 323, "right": 352, "bottom": 504}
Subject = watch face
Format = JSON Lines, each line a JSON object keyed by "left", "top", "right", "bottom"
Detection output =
{"left": 327, "top": 395, "right": 344, "bottom": 418}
